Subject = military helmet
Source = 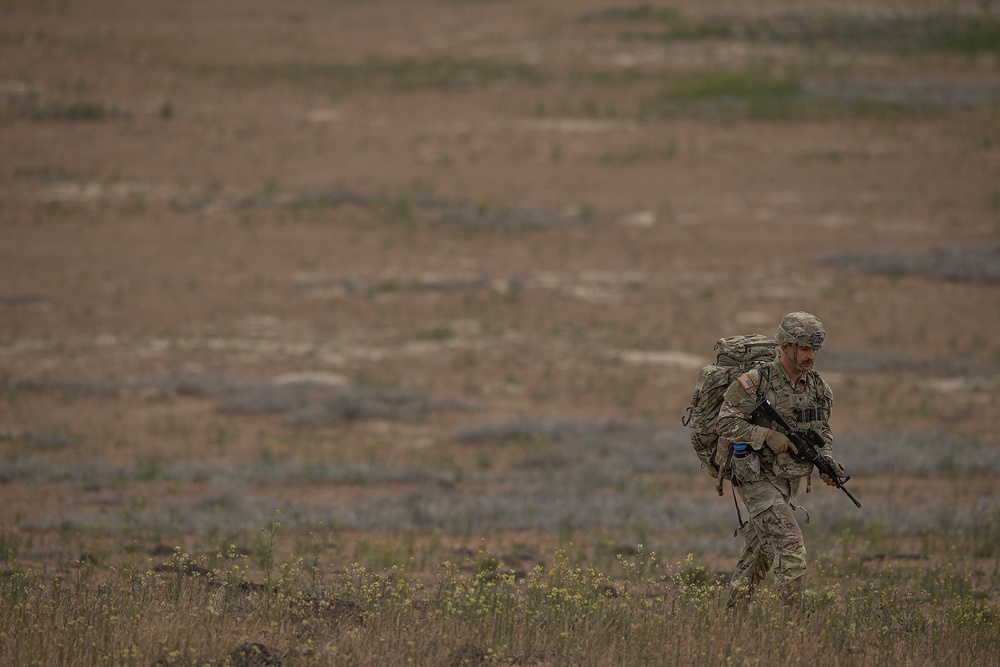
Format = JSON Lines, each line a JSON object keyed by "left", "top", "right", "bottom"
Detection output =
{"left": 775, "top": 311, "right": 825, "bottom": 349}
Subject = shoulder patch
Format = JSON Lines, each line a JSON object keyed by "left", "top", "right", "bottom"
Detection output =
{"left": 738, "top": 373, "right": 754, "bottom": 391}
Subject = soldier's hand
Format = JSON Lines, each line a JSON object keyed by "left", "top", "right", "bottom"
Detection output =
{"left": 765, "top": 430, "right": 798, "bottom": 456}
{"left": 820, "top": 456, "right": 845, "bottom": 486}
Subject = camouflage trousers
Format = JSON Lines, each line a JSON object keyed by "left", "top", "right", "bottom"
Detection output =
{"left": 727, "top": 481, "right": 806, "bottom": 607}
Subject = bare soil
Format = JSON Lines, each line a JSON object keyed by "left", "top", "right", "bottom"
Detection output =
{"left": 1, "top": 0, "right": 999, "bottom": 568}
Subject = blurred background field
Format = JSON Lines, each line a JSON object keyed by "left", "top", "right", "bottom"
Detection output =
{"left": 1, "top": 1, "right": 999, "bottom": 664}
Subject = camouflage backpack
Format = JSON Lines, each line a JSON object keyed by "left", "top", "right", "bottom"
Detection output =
{"left": 681, "top": 334, "right": 778, "bottom": 492}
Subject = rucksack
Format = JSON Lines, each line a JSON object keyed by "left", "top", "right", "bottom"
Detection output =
{"left": 682, "top": 334, "right": 778, "bottom": 493}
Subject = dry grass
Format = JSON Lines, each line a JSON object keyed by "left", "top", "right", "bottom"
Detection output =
{"left": 2, "top": 530, "right": 999, "bottom": 666}
{"left": 2, "top": 0, "right": 1000, "bottom": 664}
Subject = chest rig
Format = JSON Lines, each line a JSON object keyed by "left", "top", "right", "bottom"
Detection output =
{"left": 758, "top": 364, "right": 828, "bottom": 432}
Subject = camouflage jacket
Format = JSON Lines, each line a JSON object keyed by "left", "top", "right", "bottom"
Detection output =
{"left": 716, "top": 358, "right": 834, "bottom": 499}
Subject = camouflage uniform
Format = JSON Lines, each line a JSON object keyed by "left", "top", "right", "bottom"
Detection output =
{"left": 717, "top": 312, "right": 835, "bottom": 606}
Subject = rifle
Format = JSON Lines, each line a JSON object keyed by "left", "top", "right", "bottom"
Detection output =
{"left": 748, "top": 397, "right": 862, "bottom": 508}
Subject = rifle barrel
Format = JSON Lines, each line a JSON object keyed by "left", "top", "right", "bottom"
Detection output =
{"left": 749, "top": 397, "right": 861, "bottom": 509}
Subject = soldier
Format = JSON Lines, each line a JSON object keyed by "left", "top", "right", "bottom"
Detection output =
{"left": 717, "top": 311, "right": 845, "bottom": 607}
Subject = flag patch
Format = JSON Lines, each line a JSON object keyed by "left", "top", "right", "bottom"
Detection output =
{"left": 738, "top": 373, "right": 754, "bottom": 391}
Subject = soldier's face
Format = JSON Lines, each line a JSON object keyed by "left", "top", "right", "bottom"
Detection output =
{"left": 782, "top": 343, "right": 817, "bottom": 372}
{"left": 795, "top": 345, "right": 817, "bottom": 370}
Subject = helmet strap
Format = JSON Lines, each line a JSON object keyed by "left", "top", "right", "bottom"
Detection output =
{"left": 783, "top": 344, "right": 808, "bottom": 375}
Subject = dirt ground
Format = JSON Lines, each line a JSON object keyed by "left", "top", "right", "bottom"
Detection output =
{"left": 1, "top": 0, "right": 999, "bottom": 568}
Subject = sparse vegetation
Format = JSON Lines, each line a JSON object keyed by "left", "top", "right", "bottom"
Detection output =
{"left": 645, "top": 69, "right": 803, "bottom": 120}
{"left": 224, "top": 55, "right": 545, "bottom": 93}
{"left": 820, "top": 245, "right": 1000, "bottom": 283}
{"left": 587, "top": 6, "right": 1000, "bottom": 55}
{"left": 26, "top": 99, "right": 115, "bottom": 121}
{"left": 2, "top": 0, "right": 999, "bottom": 665}
{"left": 1, "top": 532, "right": 998, "bottom": 666}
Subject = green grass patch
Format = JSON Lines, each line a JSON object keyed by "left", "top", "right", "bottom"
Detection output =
{"left": 643, "top": 69, "right": 804, "bottom": 120}
{"left": 605, "top": 9, "right": 1000, "bottom": 55}
{"left": 22, "top": 99, "right": 114, "bottom": 122}
{"left": 640, "top": 68, "right": 923, "bottom": 121}
{"left": 762, "top": 13, "right": 1000, "bottom": 55}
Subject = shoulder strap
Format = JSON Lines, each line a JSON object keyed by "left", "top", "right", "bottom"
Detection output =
{"left": 813, "top": 370, "right": 826, "bottom": 403}
{"left": 756, "top": 365, "right": 771, "bottom": 401}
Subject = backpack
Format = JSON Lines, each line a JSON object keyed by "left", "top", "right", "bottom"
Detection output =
{"left": 681, "top": 334, "right": 778, "bottom": 492}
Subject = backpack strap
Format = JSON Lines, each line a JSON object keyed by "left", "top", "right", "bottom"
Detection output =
{"left": 731, "top": 483, "right": 747, "bottom": 537}
{"left": 725, "top": 366, "right": 769, "bottom": 531}
{"left": 716, "top": 447, "right": 731, "bottom": 497}
{"left": 756, "top": 365, "right": 771, "bottom": 402}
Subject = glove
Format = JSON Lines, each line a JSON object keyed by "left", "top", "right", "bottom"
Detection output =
{"left": 765, "top": 430, "right": 798, "bottom": 456}
{"left": 819, "top": 456, "right": 845, "bottom": 487}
